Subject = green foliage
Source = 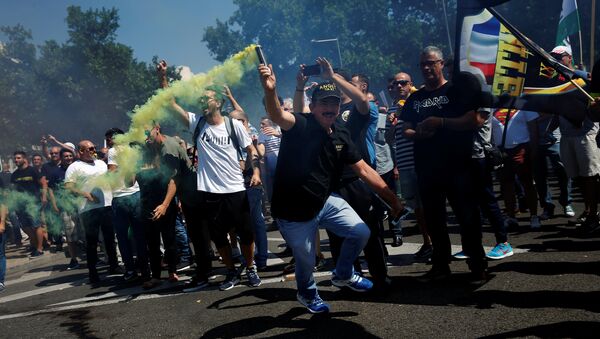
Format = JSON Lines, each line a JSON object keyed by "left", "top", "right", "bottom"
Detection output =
{"left": 0, "top": 6, "right": 180, "bottom": 155}
{"left": 202, "top": 0, "right": 598, "bottom": 122}
{"left": 201, "top": 0, "right": 458, "bottom": 119}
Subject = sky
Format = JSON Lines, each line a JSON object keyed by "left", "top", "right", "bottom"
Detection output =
{"left": 0, "top": 0, "right": 237, "bottom": 73}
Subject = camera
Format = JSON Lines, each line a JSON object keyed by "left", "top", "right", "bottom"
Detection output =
{"left": 303, "top": 64, "right": 321, "bottom": 77}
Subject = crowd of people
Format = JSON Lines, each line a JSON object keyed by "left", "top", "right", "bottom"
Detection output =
{"left": 1, "top": 44, "right": 599, "bottom": 314}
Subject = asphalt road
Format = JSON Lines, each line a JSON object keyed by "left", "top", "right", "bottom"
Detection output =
{"left": 1, "top": 195, "right": 600, "bottom": 338}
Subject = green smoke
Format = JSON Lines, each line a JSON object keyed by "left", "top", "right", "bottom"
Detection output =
{"left": 1, "top": 45, "right": 260, "bottom": 237}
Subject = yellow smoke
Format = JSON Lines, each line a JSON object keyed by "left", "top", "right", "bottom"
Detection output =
{"left": 111, "top": 44, "right": 258, "bottom": 182}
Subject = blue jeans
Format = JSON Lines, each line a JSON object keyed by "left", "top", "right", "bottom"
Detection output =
{"left": 111, "top": 193, "right": 148, "bottom": 274}
{"left": 247, "top": 187, "right": 268, "bottom": 267}
{"left": 277, "top": 194, "right": 370, "bottom": 300}
{"left": 174, "top": 211, "right": 192, "bottom": 263}
{"left": 0, "top": 232, "right": 6, "bottom": 284}
{"left": 534, "top": 142, "right": 572, "bottom": 209}
{"left": 264, "top": 153, "right": 278, "bottom": 201}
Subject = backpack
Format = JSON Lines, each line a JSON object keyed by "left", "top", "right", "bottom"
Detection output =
{"left": 192, "top": 115, "right": 245, "bottom": 164}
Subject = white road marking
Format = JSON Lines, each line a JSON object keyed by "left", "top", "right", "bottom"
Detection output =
{"left": 0, "top": 293, "right": 171, "bottom": 321}
{"left": 5, "top": 270, "right": 53, "bottom": 286}
{"left": 0, "top": 242, "right": 528, "bottom": 319}
{"left": 0, "top": 279, "right": 87, "bottom": 304}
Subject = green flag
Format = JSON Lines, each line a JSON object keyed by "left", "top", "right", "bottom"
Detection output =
{"left": 556, "top": 0, "right": 581, "bottom": 50}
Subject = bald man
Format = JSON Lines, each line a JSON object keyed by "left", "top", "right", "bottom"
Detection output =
{"left": 65, "top": 140, "right": 120, "bottom": 285}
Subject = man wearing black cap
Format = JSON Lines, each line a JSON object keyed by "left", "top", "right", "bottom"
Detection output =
{"left": 258, "top": 59, "right": 402, "bottom": 314}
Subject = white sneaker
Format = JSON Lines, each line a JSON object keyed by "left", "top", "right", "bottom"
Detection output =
{"left": 530, "top": 215, "right": 541, "bottom": 229}
{"left": 0, "top": 282, "right": 5, "bottom": 292}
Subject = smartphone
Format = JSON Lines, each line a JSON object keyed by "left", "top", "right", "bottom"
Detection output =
{"left": 255, "top": 45, "right": 267, "bottom": 65}
{"left": 303, "top": 64, "right": 321, "bottom": 76}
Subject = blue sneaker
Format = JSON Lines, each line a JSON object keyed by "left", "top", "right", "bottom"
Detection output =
{"left": 331, "top": 272, "right": 373, "bottom": 292}
{"left": 296, "top": 293, "right": 330, "bottom": 314}
{"left": 453, "top": 250, "right": 469, "bottom": 260}
{"left": 486, "top": 243, "right": 514, "bottom": 260}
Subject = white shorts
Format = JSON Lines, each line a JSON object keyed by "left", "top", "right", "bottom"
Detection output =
{"left": 560, "top": 134, "right": 600, "bottom": 178}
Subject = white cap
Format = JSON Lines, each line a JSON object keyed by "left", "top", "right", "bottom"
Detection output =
{"left": 551, "top": 45, "right": 572, "bottom": 56}
{"left": 64, "top": 142, "right": 76, "bottom": 151}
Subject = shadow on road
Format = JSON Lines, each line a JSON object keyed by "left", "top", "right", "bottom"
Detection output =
{"left": 480, "top": 321, "right": 600, "bottom": 338}
{"left": 201, "top": 307, "right": 378, "bottom": 338}
{"left": 490, "top": 260, "right": 600, "bottom": 276}
{"left": 55, "top": 309, "right": 100, "bottom": 339}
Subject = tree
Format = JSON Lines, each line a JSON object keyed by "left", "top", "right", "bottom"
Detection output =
{"left": 0, "top": 6, "right": 180, "bottom": 155}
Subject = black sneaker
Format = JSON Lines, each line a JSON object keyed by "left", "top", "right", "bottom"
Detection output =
{"left": 581, "top": 214, "right": 600, "bottom": 233}
{"left": 29, "top": 250, "right": 44, "bottom": 259}
{"left": 391, "top": 235, "right": 403, "bottom": 247}
{"left": 89, "top": 272, "right": 101, "bottom": 285}
{"left": 123, "top": 271, "right": 138, "bottom": 282}
{"left": 183, "top": 278, "right": 209, "bottom": 293}
{"left": 67, "top": 259, "right": 80, "bottom": 270}
{"left": 108, "top": 266, "right": 126, "bottom": 275}
{"left": 414, "top": 244, "right": 433, "bottom": 259}
{"left": 246, "top": 267, "right": 261, "bottom": 287}
{"left": 417, "top": 267, "right": 451, "bottom": 283}
{"left": 176, "top": 261, "right": 192, "bottom": 272}
{"left": 219, "top": 269, "right": 241, "bottom": 291}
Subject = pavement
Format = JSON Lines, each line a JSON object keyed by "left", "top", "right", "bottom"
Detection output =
{"left": 1, "top": 188, "right": 600, "bottom": 338}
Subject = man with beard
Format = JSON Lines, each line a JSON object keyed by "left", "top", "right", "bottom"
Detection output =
{"left": 64, "top": 141, "right": 120, "bottom": 284}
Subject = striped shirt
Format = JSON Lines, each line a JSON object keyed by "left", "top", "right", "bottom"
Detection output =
{"left": 258, "top": 126, "right": 281, "bottom": 156}
{"left": 390, "top": 104, "right": 415, "bottom": 170}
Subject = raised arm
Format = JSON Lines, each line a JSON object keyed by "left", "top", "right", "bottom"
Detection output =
{"left": 317, "top": 57, "right": 369, "bottom": 114}
{"left": 157, "top": 59, "right": 190, "bottom": 127}
{"left": 293, "top": 65, "right": 311, "bottom": 113}
{"left": 47, "top": 135, "right": 74, "bottom": 152}
{"left": 258, "top": 64, "right": 296, "bottom": 131}
{"left": 223, "top": 85, "right": 244, "bottom": 112}
{"left": 41, "top": 136, "right": 50, "bottom": 160}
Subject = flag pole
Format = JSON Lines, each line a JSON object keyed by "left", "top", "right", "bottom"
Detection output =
{"left": 576, "top": 0, "right": 584, "bottom": 67}
{"left": 487, "top": 6, "right": 593, "bottom": 102}
{"left": 570, "top": 79, "right": 595, "bottom": 101}
{"left": 591, "top": 0, "right": 596, "bottom": 69}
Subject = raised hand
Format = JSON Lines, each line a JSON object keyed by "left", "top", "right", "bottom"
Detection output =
{"left": 156, "top": 60, "right": 167, "bottom": 76}
{"left": 258, "top": 64, "right": 276, "bottom": 92}
{"left": 316, "top": 57, "right": 334, "bottom": 80}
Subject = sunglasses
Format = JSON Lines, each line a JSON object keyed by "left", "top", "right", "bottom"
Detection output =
{"left": 419, "top": 59, "right": 443, "bottom": 68}
{"left": 388, "top": 80, "right": 410, "bottom": 89}
{"left": 50, "top": 152, "right": 60, "bottom": 155}
{"left": 83, "top": 146, "right": 96, "bottom": 152}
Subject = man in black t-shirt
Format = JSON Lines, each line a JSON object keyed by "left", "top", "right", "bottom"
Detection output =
{"left": 10, "top": 151, "right": 44, "bottom": 257}
{"left": 259, "top": 59, "right": 402, "bottom": 314}
{"left": 403, "top": 46, "right": 487, "bottom": 283}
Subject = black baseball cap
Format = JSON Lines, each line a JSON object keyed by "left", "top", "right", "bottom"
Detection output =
{"left": 311, "top": 81, "right": 341, "bottom": 103}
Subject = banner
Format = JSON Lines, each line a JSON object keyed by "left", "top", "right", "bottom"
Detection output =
{"left": 455, "top": 0, "right": 590, "bottom": 122}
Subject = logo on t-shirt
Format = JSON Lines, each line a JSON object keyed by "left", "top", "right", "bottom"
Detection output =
{"left": 201, "top": 132, "right": 231, "bottom": 146}
{"left": 413, "top": 96, "right": 449, "bottom": 114}
{"left": 341, "top": 110, "right": 351, "bottom": 122}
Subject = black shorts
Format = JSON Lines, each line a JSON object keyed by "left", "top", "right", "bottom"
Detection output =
{"left": 198, "top": 190, "right": 254, "bottom": 248}
{"left": 16, "top": 209, "right": 41, "bottom": 228}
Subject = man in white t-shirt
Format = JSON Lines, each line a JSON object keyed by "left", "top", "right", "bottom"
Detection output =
{"left": 105, "top": 128, "right": 149, "bottom": 282}
{"left": 158, "top": 60, "right": 262, "bottom": 291}
{"left": 64, "top": 140, "right": 120, "bottom": 285}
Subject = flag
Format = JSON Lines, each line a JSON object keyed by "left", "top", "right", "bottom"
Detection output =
{"left": 556, "top": 0, "right": 581, "bottom": 53}
{"left": 455, "top": 0, "right": 590, "bottom": 122}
